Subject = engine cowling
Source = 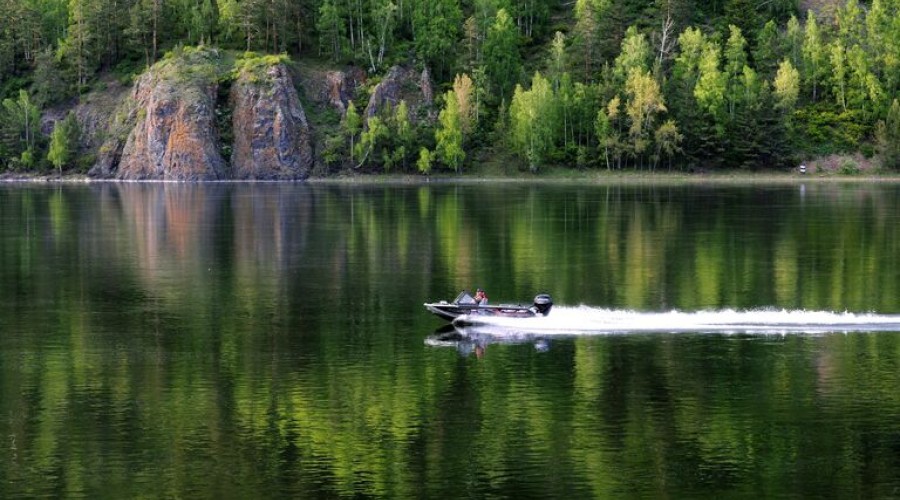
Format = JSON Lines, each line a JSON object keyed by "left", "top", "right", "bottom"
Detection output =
{"left": 533, "top": 294, "right": 553, "bottom": 316}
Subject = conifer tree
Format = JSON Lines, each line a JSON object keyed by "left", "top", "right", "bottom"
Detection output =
{"left": 483, "top": 8, "right": 521, "bottom": 105}
{"left": 876, "top": 99, "right": 900, "bottom": 169}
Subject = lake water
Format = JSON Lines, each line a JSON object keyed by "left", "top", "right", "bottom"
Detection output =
{"left": 1, "top": 181, "right": 899, "bottom": 498}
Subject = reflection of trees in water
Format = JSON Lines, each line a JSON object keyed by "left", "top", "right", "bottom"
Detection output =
{"left": 2, "top": 184, "right": 900, "bottom": 497}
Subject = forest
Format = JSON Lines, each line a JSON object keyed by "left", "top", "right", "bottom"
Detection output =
{"left": 0, "top": 0, "right": 898, "bottom": 174}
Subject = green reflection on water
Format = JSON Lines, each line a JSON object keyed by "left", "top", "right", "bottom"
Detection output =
{"left": 0, "top": 182, "right": 899, "bottom": 498}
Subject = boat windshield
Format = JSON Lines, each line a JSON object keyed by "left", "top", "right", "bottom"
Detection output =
{"left": 454, "top": 291, "right": 477, "bottom": 304}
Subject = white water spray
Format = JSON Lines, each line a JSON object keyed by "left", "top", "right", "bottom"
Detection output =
{"left": 451, "top": 305, "right": 900, "bottom": 336}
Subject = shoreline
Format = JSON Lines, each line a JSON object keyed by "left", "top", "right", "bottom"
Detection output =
{"left": 4, "top": 170, "right": 900, "bottom": 186}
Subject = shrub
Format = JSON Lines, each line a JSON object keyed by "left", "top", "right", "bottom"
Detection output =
{"left": 839, "top": 158, "right": 860, "bottom": 175}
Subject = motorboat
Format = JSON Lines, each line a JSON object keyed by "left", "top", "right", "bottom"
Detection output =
{"left": 423, "top": 291, "right": 553, "bottom": 322}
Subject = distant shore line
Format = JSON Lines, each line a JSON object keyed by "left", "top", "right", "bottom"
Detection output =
{"left": 4, "top": 170, "right": 900, "bottom": 185}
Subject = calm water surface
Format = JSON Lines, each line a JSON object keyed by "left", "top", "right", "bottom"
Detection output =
{"left": 1, "top": 182, "right": 899, "bottom": 498}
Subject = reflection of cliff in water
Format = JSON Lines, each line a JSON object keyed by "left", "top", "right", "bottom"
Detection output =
{"left": 92, "top": 183, "right": 314, "bottom": 312}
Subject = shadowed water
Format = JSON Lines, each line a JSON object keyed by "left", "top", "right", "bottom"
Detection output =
{"left": 1, "top": 181, "right": 899, "bottom": 498}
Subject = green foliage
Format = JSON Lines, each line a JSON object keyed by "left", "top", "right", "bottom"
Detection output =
{"left": 483, "top": 8, "right": 521, "bottom": 105}
{"left": 322, "top": 133, "right": 345, "bottom": 166}
{"left": 1, "top": 0, "right": 895, "bottom": 174}
{"left": 694, "top": 41, "right": 726, "bottom": 127}
{"left": 614, "top": 26, "right": 650, "bottom": 82}
{"left": 876, "top": 99, "right": 900, "bottom": 169}
{"left": 793, "top": 104, "right": 867, "bottom": 155}
{"left": 388, "top": 100, "right": 414, "bottom": 170}
{"left": 32, "top": 48, "right": 71, "bottom": 107}
{"left": 774, "top": 59, "right": 800, "bottom": 114}
{"left": 754, "top": 20, "right": 781, "bottom": 78}
{"left": 653, "top": 119, "right": 683, "bottom": 170}
{"left": 48, "top": 112, "right": 80, "bottom": 174}
{"left": 316, "top": 0, "right": 345, "bottom": 61}
{"left": 571, "top": 0, "right": 601, "bottom": 80}
{"left": 624, "top": 68, "right": 666, "bottom": 166}
{"left": 417, "top": 147, "right": 433, "bottom": 173}
{"left": 343, "top": 101, "right": 362, "bottom": 162}
{"left": 508, "top": 72, "right": 556, "bottom": 171}
{"left": 839, "top": 158, "right": 860, "bottom": 175}
{"left": 413, "top": 0, "right": 462, "bottom": 79}
{"left": 785, "top": 14, "right": 803, "bottom": 69}
{"left": 231, "top": 52, "right": 290, "bottom": 81}
{"left": 595, "top": 104, "right": 613, "bottom": 169}
{"left": 802, "top": 10, "right": 826, "bottom": 101}
{"left": 354, "top": 116, "right": 388, "bottom": 168}
{"left": 436, "top": 90, "right": 465, "bottom": 172}
{"left": 1, "top": 90, "right": 41, "bottom": 167}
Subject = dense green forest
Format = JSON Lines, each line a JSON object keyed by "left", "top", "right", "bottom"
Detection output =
{"left": 0, "top": 0, "right": 898, "bottom": 173}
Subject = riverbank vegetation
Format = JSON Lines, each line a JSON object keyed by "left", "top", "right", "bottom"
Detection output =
{"left": 0, "top": 0, "right": 898, "bottom": 176}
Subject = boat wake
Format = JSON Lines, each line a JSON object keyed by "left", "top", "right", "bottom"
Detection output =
{"left": 450, "top": 305, "right": 900, "bottom": 336}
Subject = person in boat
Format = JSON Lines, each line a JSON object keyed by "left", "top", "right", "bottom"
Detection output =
{"left": 474, "top": 288, "right": 488, "bottom": 305}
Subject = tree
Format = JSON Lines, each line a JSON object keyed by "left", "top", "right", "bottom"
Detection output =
{"left": 754, "top": 20, "right": 781, "bottom": 78}
{"left": 673, "top": 27, "right": 706, "bottom": 89}
{"left": 602, "top": 95, "right": 624, "bottom": 169}
{"left": 875, "top": 99, "right": 900, "bottom": 169}
{"left": 847, "top": 44, "right": 883, "bottom": 116}
{"left": 435, "top": 90, "right": 465, "bottom": 172}
{"left": 2, "top": 90, "right": 41, "bottom": 165}
{"left": 316, "top": 0, "right": 345, "bottom": 60}
{"left": 653, "top": 119, "right": 682, "bottom": 170}
{"left": 802, "top": 10, "right": 825, "bottom": 102}
{"left": 482, "top": 8, "right": 521, "bottom": 105}
{"left": 724, "top": 25, "right": 747, "bottom": 117}
{"left": 463, "top": 15, "right": 479, "bottom": 68}
{"left": 595, "top": 104, "right": 613, "bottom": 169}
{"left": 865, "top": 0, "right": 899, "bottom": 104}
{"left": 624, "top": 68, "right": 666, "bottom": 168}
{"left": 388, "top": 100, "right": 413, "bottom": 170}
{"left": 572, "top": 0, "right": 601, "bottom": 80}
{"left": 510, "top": 0, "right": 552, "bottom": 39}
{"left": 32, "top": 48, "right": 69, "bottom": 107}
{"left": 48, "top": 112, "right": 80, "bottom": 175}
{"left": 835, "top": 0, "right": 863, "bottom": 47}
{"left": 694, "top": 41, "right": 726, "bottom": 127}
{"left": 343, "top": 101, "right": 362, "bottom": 163}
{"left": 354, "top": 115, "right": 387, "bottom": 168}
{"left": 508, "top": 72, "right": 556, "bottom": 171}
{"left": 614, "top": 26, "right": 650, "bottom": 83}
{"left": 785, "top": 14, "right": 802, "bottom": 70}
{"left": 830, "top": 41, "right": 848, "bottom": 111}
{"left": 61, "top": 0, "right": 96, "bottom": 90}
{"left": 453, "top": 73, "right": 476, "bottom": 137}
{"left": 547, "top": 31, "right": 566, "bottom": 90}
{"left": 369, "top": 0, "right": 397, "bottom": 69}
{"left": 557, "top": 72, "right": 575, "bottom": 151}
{"left": 126, "top": 0, "right": 157, "bottom": 66}
{"left": 417, "top": 147, "right": 433, "bottom": 173}
{"left": 413, "top": 0, "right": 462, "bottom": 79}
{"left": 773, "top": 59, "right": 800, "bottom": 115}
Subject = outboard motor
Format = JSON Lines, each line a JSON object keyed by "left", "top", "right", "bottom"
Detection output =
{"left": 533, "top": 294, "right": 553, "bottom": 316}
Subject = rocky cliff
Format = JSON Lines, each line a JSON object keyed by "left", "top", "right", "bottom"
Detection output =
{"left": 80, "top": 48, "right": 435, "bottom": 180}
{"left": 89, "top": 48, "right": 312, "bottom": 181}
{"left": 229, "top": 62, "right": 312, "bottom": 180}
{"left": 91, "top": 48, "right": 227, "bottom": 180}
{"left": 364, "top": 65, "right": 433, "bottom": 124}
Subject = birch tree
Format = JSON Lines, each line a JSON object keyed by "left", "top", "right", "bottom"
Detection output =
{"left": 436, "top": 90, "right": 465, "bottom": 172}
